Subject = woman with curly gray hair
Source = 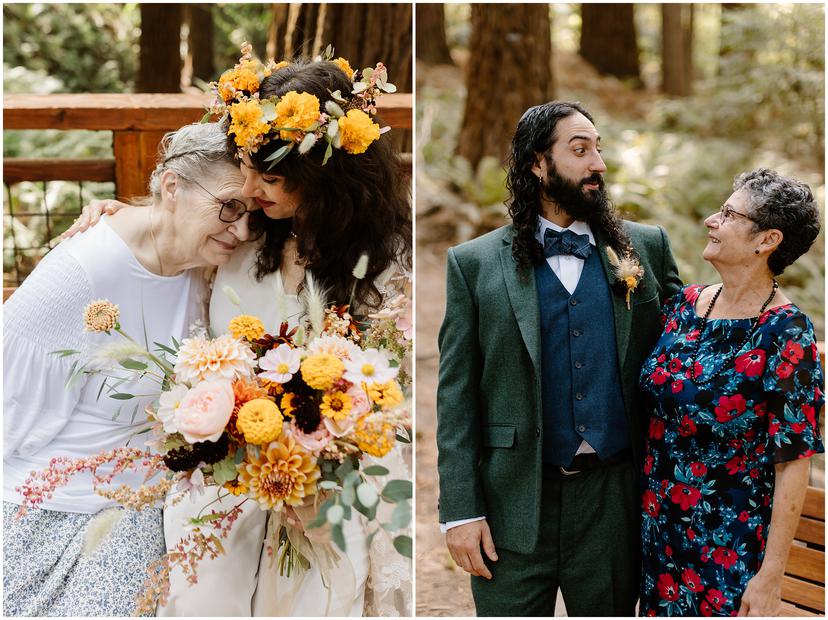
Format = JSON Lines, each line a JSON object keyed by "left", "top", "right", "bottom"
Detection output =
{"left": 638, "top": 169, "right": 824, "bottom": 616}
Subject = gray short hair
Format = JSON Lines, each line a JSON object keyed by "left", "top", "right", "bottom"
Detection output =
{"left": 147, "top": 122, "right": 235, "bottom": 198}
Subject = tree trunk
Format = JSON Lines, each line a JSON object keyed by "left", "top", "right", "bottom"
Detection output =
{"left": 579, "top": 4, "right": 641, "bottom": 84}
{"left": 286, "top": 3, "right": 321, "bottom": 58}
{"left": 138, "top": 4, "right": 183, "bottom": 92}
{"left": 416, "top": 4, "right": 453, "bottom": 65}
{"left": 456, "top": 4, "right": 553, "bottom": 170}
{"left": 267, "top": 4, "right": 292, "bottom": 61}
{"left": 661, "top": 4, "right": 694, "bottom": 96}
{"left": 187, "top": 4, "right": 214, "bottom": 83}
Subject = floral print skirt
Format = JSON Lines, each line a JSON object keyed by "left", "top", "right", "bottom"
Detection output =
{"left": 3, "top": 501, "right": 164, "bottom": 617}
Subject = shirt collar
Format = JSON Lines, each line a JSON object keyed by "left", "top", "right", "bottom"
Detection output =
{"left": 535, "top": 215, "right": 596, "bottom": 247}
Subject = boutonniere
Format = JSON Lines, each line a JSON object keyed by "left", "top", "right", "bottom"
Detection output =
{"left": 606, "top": 246, "right": 645, "bottom": 310}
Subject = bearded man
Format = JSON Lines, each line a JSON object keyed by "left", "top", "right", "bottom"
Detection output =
{"left": 436, "top": 101, "right": 682, "bottom": 616}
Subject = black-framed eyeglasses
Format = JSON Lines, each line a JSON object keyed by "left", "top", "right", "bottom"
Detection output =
{"left": 179, "top": 175, "right": 248, "bottom": 223}
{"left": 719, "top": 204, "right": 754, "bottom": 222}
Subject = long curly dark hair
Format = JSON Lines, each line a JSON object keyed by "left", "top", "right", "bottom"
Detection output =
{"left": 229, "top": 59, "right": 412, "bottom": 313}
{"left": 505, "top": 101, "right": 631, "bottom": 269}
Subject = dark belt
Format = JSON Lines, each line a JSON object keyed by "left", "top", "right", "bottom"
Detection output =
{"left": 544, "top": 447, "right": 632, "bottom": 478}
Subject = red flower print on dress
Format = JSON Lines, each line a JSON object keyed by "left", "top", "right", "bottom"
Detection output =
{"left": 705, "top": 588, "right": 728, "bottom": 610}
{"left": 725, "top": 455, "right": 746, "bottom": 475}
{"left": 686, "top": 329, "right": 700, "bottom": 342}
{"left": 669, "top": 483, "right": 702, "bottom": 510}
{"left": 714, "top": 394, "right": 747, "bottom": 423}
{"left": 657, "top": 573, "right": 680, "bottom": 602}
{"left": 650, "top": 367, "right": 670, "bottom": 385}
{"left": 684, "top": 361, "right": 703, "bottom": 379}
{"left": 678, "top": 415, "right": 697, "bottom": 437}
{"left": 644, "top": 454, "right": 654, "bottom": 475}
{"left": 738, "top": 510, "right": 749, "bottom": 522}
{"left": 768, "top": 414, "right": 781, "bottom": 436}
{"left": 782, "top": 340, "right": 804, "bottom": 364}
{"left": 754, "top": 401, "right": 767, "bottom": 418}
{"left": 668, "top": 358, "right": 683, "bottom": 373}
{"left": 681, "top": 567, "right": 704, "bottom": 593}
{"left": 734, "top": 349, "right": 766, "bottom": 377}
{"left": 791, "top": 422, "right": 808, "bottom": 434}
{"left": 687, "top": 527, "right": 696, "bottom": 541}
{"left": 803, "top": 404, "right": 816, "bottom": 427}
{"left": 776, "top": 362, "right": 794, "bottom": 379}
{"left": 700, "top": 601, "right": 714, "bottom": 616}
{"left": 665, "top": 318, "right": 678, "bottom": 334}
{"left": 649, "top": 417, "right": 665, "bottom": 440}
{"left": 643, "top": 489, "right": 660, "bottom": 517}
{"left": 685, "top": 286, "right": 702, "bottom": 304}
{"left": 711, "top": 547, "right": 738, "bottom": 570}
{"left": 690, "top": 462, "right": 707, "bottom": 476}
{"left": 671, "top": 380, "right": 684, "bottom": 394}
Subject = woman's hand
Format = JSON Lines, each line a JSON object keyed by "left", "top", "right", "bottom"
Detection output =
{"left": 738, "top": 567, "right": 782, "bottom": 616}
{"left": 62, "top": 199, "right": 129, "bottom": 238}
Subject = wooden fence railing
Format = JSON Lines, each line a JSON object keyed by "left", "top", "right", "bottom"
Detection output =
{"left": 4, "top": 92, "right": 412, "bottom": 200}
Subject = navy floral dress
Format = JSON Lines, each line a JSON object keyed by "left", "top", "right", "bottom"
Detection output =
{"left": 638, "top": 285, "right": 824, "bottom": 617}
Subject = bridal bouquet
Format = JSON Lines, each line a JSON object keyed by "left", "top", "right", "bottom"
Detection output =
{"left": 17, "top": 274, "right": 412, "bottom": 614}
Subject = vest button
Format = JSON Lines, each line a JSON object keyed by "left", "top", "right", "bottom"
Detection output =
{"left": 569, "top": 298, "right": 577, "bottom": 306}
{"left": 578, "top": 424, "right": 587, "bottom": 432}
{"left": 536, "top": 427, "right": 541, "bottom": 437}
{"left": 575, "top": 361, "right": 583, "bottom": 369}
{"left": 572, "top": 329, "right": 581, "bottom": 337}
{"left": 575, "top": 392, "right": 584, "bottom": 400}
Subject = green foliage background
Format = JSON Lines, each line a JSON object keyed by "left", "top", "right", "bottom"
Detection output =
{"left": 419, "top": 3, "right": 825, "bottom": 336}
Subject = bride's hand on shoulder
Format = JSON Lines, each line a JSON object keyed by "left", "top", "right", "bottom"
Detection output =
{"left": 62, "top": 199, "right": 129, "bottom": 238}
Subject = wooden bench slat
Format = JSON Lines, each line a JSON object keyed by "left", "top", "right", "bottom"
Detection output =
{"left": 786, "top": 544, "right": 826, "bottom": 583}
{"left": 802, "top": 487, "right": 825, "bottom": 521}
{"left": 780, "top": 601, "right": 820, "bottom": 617}
{"left": 783, "top": 575, "right": 826, "bottom": 612}
{"left": 4, "top": 158, "right": 115, "bottom": 184}
{"left": 795, "top": 515, "right": 825, "bottom": 547}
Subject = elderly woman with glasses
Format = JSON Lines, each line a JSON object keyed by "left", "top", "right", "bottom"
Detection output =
{"left": 637, "top": 169, "right": 824, "bottom": 617}
{"left": 2, "top": 122, "right": 252, "bottom": 616}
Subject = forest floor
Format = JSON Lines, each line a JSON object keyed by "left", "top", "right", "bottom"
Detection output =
{"left": 413, "top": 51, "right": 824, "bottom": 616}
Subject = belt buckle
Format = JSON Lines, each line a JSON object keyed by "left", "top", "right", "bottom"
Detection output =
{"left": 559, "top": 465, "right": 581, "bottom": 476}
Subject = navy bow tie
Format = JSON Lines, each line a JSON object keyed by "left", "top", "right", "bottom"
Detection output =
{"left": 543, "top": 228, "right": 592, "bottom": 260}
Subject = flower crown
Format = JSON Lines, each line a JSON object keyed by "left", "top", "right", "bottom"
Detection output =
{"left": 209, "top": 43, "right": 396, "bottom": 167}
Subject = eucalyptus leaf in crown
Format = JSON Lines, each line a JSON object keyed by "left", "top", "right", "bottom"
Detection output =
{"left": 209, "top": 43, "right": 396, "bottom": 167}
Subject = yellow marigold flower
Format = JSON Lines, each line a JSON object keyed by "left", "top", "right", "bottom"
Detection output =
{"left": 301, "top": 354, "right": 345, "bottom": 390}
{"left": 338, "top": 109, "right": 380, "bottom": 154}
{"left": 218, "top": 60, "right": 260, "bottom": 101}
{"left": 228, "top": 314, "right": 266, "bottom": 341}
{"left": 237, "top": 398, "right": 283, "bottom": 444}
{"left": 320, "top": 390, "right": 353, "bottom": 421}
{"left": 333, "top": 57, "right": 354, "bottom": 79}
{"left": 366, "top": 381, "right": 404, "bottom": 409}
{"left": 350, "top": 412, "right": 396, "bottom": 457}
{"left": 223, "top": 479, "right": 248, "bottom": 496}
{"left": 274, "top": 91, "right": 320, "bottom": 141}
{"left": 228, "top": 99, "right": 271, "bottom": 149}
{"left": 84, "top": 299, "right": 120, "bottom": 332}
{"left": 237, "top": 432, "right": 320, "bottom": 511}
{"left": 280, "top": 392, "right": 296, "bottom": 416}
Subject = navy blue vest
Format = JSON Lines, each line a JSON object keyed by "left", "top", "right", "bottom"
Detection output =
{"left": 535, "top": 249, "right": 630, "bottom": 467}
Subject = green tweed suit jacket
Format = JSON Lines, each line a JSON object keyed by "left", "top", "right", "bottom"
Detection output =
{"left": 436, "top": 221, "right": 682, "bottom": 554}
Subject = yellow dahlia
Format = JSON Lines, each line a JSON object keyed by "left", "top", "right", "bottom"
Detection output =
{"left": 274, "top": 91, "right": 320, "bottom": 141}
{"left": 338, "top": 109, "right": 380, "bottom": 154}
{"left": 300, "top": 354, "right": 345, "bottom": 390}
{"left": 237, "top": 432, "right": 320, "bottom": 510}
{"left": 237, "top": 398, "right": 283, "bottom": 444}
{"left": 228, "top": 99, "right": 271, "bottom": 149}
{"left": 333, "top": 57, "right": 354, "bottom": 79}
{"left": 84, "top": 299, "right": 120, "bottom": 332}
{"left": 320, "top": 390, "right": 353, "bottom": 421}
{"left": 350, "top": 412, "right": 396, "bottom": 457}
{"left": 366, "top": 381, "right": 404, "bottom": 409}
{"left": 174, "top": 334, "right": 257, "bottom": 384}
{"left": 228, "top": 314, "right": 266, "bottom": 341}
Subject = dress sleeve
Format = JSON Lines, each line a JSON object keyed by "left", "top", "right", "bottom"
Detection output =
{"left": 762, "top": 311, "right": 825, "bottom": 463}
{"left": 3, "top": 249, "right": 94, "bottom": 458}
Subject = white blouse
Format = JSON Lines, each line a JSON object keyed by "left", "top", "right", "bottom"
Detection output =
{"left": 3, "top": 218, "right": 205, "bottom": 513}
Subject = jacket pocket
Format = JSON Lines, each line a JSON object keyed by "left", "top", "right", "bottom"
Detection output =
{"left": 484, "top": 423, "right": 516, "bottom": 448}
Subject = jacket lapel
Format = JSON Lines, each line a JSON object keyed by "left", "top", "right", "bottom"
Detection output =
{"left": 499, "top": 232, "right": 541, "bottom": 374}
{"left": 595, "top": 233, "right": 632, "bottom": 369}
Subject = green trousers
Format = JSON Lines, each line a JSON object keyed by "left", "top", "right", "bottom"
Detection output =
{"left": 471, "top": 460, "right": 640, "bottom": 617}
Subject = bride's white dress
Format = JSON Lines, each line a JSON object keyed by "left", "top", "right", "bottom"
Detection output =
{"left": 157, "top": 240, "right": 411, "bottom": 617}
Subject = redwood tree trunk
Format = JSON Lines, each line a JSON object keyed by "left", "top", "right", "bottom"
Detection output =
{"left": 579, "top": 4, "right": 641, "bottom": 84}
{"left": 188, "top": 4, "right": 214, "bottom": 83}
{"left": 456, "top": 4, "right": 553, "bottom": 170}
{"left": 416, "top": 4, "right": 453, "bottom": 65}
{"left": 138, "top": 4, "right": 183, "bottom": 92}
{"left": 661, "top": 4, "right": 694, "bottom": 96}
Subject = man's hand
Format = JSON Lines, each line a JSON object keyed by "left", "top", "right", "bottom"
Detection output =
{"left": 737, "top": 567, "right": 782, "bottom": 616}
{"left": 445, "top": 519, "right": 498, "bottom": 580}
{"left": 62, "top": 199, "right": 128, "bottom": 239}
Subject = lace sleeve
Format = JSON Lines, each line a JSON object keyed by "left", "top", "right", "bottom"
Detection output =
{"left": 3, "top": 249, "right": 94, "bottom": 457}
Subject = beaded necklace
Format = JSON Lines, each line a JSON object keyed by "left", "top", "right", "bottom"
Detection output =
{"left": 688, "top": 280, "right": 778, "bottom": 385}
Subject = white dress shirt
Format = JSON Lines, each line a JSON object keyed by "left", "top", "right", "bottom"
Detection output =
{"left": 442, "top": 217, "right": 598, "bottom": 532}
